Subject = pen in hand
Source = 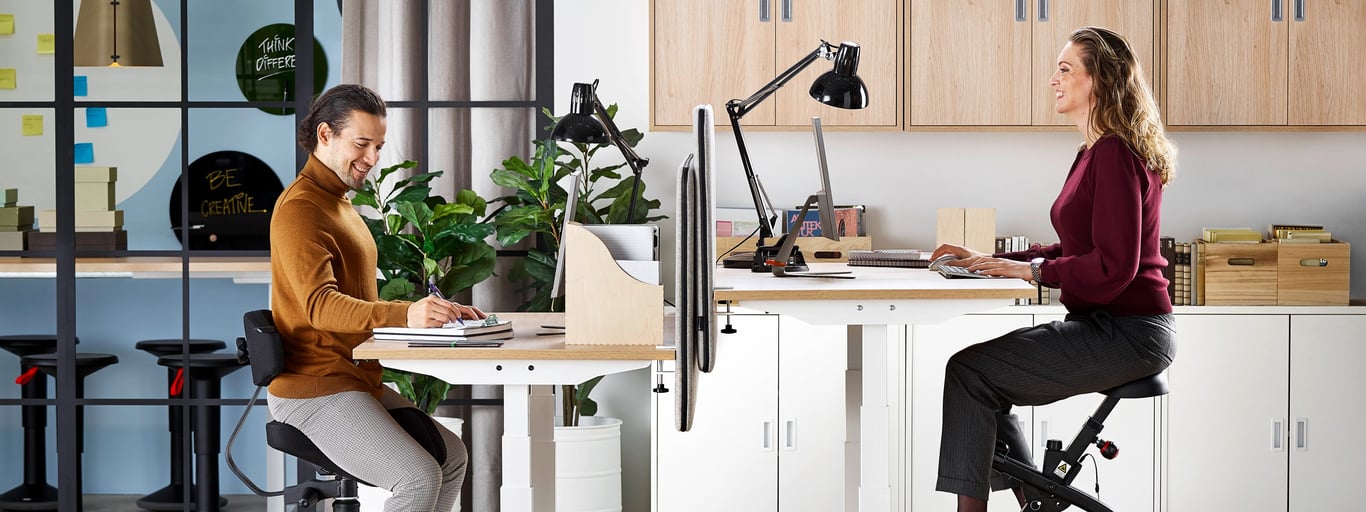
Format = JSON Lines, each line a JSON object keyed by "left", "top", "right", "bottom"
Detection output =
{"left": 428, "top": 280, "right": 465, "bottom": 326}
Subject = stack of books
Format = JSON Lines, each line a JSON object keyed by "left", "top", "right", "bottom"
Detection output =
{"left": 0, "top": 188, "right": 35, "bottom": 251}
{"left": 995, "top": 235, "right": 1033, "bottom": 253}
{"left": 1201, "top": 227, "right": 1262, "bottom": 243}
{"left": 373, "top": 316, "right": 513, "bottom": 347}
{"left": 846, "top": 249, "right": 929, "bottom": 268}
{"left": 784, "top": 205, "right": 866, "bottom": 237}
{"left": 32, "top": 166, "right": 126, "bottom": 251}
{"left": 1269, "top": 223, "right": 1331, "bottom": 243}
{"left": 1160, "top": 236, "right": 1196, "bottom": 306}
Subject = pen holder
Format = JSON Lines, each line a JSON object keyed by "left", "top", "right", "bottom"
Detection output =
{"left": 563, "top": 222, "right": 663, "bottom": 345}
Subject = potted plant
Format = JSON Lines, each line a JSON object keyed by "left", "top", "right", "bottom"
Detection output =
{"left": 352, "top": 159, "right": 497, "bottom": 414}
{"left": 490, "top": 106, "right": 663, "bottom": 426}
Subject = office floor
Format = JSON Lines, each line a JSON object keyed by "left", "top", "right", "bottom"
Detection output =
{"left": 24, "top": 494, "right": 269, "bottom": 511}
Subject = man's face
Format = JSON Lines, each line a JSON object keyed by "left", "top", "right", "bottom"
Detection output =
{"left": 315, "top": 112, "right": 386, "bottom": 190}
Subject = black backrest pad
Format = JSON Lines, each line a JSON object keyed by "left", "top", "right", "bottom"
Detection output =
{"left": 241, "top": 309, "right": 285, "bottom": 387}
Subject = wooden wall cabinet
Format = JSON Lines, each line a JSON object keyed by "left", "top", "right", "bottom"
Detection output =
{"left": 1166, "top": 0, "right": 1366, "bottom": 126}
{"left": 908, "top": 0, "right": 1155, "bottom": 127}
{"left": 651, "top": 0, "right": 901, "bottom": 129}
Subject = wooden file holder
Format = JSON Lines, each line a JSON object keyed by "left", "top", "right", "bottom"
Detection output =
{"left": 564, "top": 222, "right": 664, "bottom": 345}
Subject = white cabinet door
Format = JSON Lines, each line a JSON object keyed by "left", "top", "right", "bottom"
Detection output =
{"left": 1029, "top": 315, "right": 1157, "bottom": 512}
{"left": 908, "top": 314, "right": 1034, "bottom": 511}
{"left": 776, "top": 317, "right": 848, "bottom": 512}
{"left": 1289, "top": 315, "right": 1366, "bottom": 510}
{"left": 656, "top": 314, "right": 779, "bottom": 511}
{"left": 1166, "top": 314, "right": 1290, "bottom": 512}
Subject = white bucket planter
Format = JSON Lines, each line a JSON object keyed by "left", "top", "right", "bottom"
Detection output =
{"left": 356, "top": 416, "right": 464, "bottom": 511}
{"left": 554, "top": 416, "right": 623, "bottom": 512}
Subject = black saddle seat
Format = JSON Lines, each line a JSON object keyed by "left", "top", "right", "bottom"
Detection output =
{"left": 1101, "top": 371, "right": 1169, "bottom": 399}
{"left": 266, "top": 407, "right": 447, "bottom": 485}
{"left": 136, "top": 338, "right": 227, "bottom": 357}
{"left": 23, "top": 353, "right": 119, "bottom": 377}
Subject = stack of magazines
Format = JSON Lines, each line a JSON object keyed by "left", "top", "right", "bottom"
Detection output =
{"left": 846, "top": 249, "right": 931, "bottom": 268}
{"left": 373, "top": 316, "right": 513, "bottom": 347}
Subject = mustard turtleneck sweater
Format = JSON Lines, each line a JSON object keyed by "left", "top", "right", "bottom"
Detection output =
{"left": 268, "top": 154, "right": 409, "bottom": 399}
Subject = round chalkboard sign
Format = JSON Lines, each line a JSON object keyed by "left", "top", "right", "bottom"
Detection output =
{"left": 170, "top": 151, "right": 284, "bottom": 250}
{"left": 235, "top": 23, "right": 328, "bottom": 115}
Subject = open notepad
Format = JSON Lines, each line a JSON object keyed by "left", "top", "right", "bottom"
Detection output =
{"left": 373, "top": 316, "right": 513, "bottom": 346}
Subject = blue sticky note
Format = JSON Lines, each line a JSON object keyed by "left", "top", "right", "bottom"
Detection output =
{"left": 74, "top": 143, "right": 94, "bottom": 164}
{"left": 85, "top": 107, "right": 108, "bottom": 128}
{"left": 73, "top": 75, "right": 88, "bottom": 97}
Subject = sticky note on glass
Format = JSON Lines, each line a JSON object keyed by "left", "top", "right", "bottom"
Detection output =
{"left": 22, "top": 115, "right": 42, "bottom": 136}
{"left": 74, "top": 143, "right": 94, "bottom": 164}
{"left": 0, "top": 14, "right": 14, "bottom": 35}
{"left": 85, "top": 107, "right": 108, "bottom": 128}
{"left": 37, "top": 34, "right": 54, "bottom": 54}
{"left": 0, "top": 68, "right": 14, "bottom": 89}
{"left": 73, "top": 75, "right": 88, "bottom": 96}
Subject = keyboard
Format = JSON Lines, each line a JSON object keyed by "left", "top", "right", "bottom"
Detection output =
{"left": 935, "top": 264, "right": 998, "bottom": 279}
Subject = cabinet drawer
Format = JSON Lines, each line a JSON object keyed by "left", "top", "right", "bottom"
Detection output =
{"left": 1277, "top": 242, "right": 1350, "bottom": 305}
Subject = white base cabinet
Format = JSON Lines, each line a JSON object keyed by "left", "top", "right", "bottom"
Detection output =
{"left": 653, "top": 313, "right": 847, "bottom": 512}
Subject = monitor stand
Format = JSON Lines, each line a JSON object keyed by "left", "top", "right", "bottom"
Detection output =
{"left": 764, "top": 194, "right": 854, "bottom": 279}
{"left": 752, "top": 241, "right": 808, "bottom": 273}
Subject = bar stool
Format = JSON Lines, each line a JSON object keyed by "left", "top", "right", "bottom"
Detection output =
{"left": 156, "top": 353, "right": 246, "bottom": 512}
{"left": 17, "top": 352, "right": 118, "bottom": 512}
{"left": 134, "top": 339, "right": 228, "bottom": 511}
{"left": 0, "top": 335, "right": 75, "bottom": 511}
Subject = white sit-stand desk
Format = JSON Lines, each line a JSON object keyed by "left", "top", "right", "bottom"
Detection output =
{"left": 353, "top": 312, "right": 672, "bottom": 512}
{"left": 715, "top": 263, "right": 1035, "bottom": 512}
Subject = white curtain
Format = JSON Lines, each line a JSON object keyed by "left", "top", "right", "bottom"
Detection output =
{"left": 343, "top": 2, "right": 537, "bottom": 510}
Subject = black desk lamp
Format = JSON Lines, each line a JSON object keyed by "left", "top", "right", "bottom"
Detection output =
{"left": 726, "top": 40, "right": 867, "bottom": 272}
{"left": 550, "top": 80, "right": 651, "bottom": 224}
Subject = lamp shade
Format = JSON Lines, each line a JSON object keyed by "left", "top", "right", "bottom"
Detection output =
{"left": 809, "top": 42, "right": 867, "bottom": 109}
{"left": 551, "top": 82, "right": 608, "bottom": 144}
{"left": 74, "top": 0, "right": 164, "bottom": 67}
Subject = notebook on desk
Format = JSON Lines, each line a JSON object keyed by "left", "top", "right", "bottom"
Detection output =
{"left": 373, "top": 316, "right": 512, "bottom": 342}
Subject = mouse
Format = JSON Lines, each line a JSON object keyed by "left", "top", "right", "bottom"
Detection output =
{"left": 928, "top": 254, "right": 959, "bottom": 271}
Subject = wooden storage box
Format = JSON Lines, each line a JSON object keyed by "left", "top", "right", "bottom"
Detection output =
{"left": 715, "top": 235, "right": 872, "bottom": 263}
{"left": 1198, "top": 241, "right": 1278, "bottom": 305}
{"left": 1276, "top": 241, "right": 1350, "bottom": 305}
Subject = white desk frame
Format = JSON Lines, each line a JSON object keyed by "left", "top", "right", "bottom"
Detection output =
{"left": 353, "top": 313, "right": 671, "bottom": 512}
{"left": 716, "top": 264, "right": 1035, "bottom": 512}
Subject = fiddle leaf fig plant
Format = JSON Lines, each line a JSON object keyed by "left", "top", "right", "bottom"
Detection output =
{"left": 353, "top": 159, "right": 497, "bottom": 414}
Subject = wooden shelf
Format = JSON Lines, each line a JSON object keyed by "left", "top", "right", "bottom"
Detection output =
{"left": 0, "top": 256, "right": 271, "bottom": 280}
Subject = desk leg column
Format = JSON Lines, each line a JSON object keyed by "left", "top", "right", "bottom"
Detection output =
{"left": 501, "top": 384, "right": 557, "bottom": 512}
{"left": 857, "top": 324, "right": 895, "bottom": 512}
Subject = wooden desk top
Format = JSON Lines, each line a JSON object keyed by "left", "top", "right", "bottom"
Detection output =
{"left": 0, "top": 257, "right": 271, "bottom": 278}
{"left": 353, "top": 312, "right": 674, "bottom": 361}
{"left": 715, "top": 263, "right": 1037, "bottom": 301}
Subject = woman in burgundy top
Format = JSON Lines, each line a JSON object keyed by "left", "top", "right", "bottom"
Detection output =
{"left": 929, "top": 27, "right": 1178, "bottom": 511}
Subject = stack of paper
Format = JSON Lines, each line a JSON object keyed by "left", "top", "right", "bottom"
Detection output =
{"left": 373, "top": 317, "right": 513, "bottom": 346}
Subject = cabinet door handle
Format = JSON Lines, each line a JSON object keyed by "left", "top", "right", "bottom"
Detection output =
{"left": 762, "top": 420, "right": 774, "bottom": 450}
{"left": 1273, "top": 0, "right": 1284, "bottom": 21}
{"left": 1294, "top": 0, "right": 1305, "bottom": 21}
{"left": 783, "top": 419, "right": 797, "bottom": 450}
{"left": 759, "top": 0, "right": 770, "bottom": 22}
{"left": 1038, "top": 0, "right": 1048, "bottom": 21}
{"left": 781, "top": 0, "right": 793, "bottom": 22}
{"left": 1271, "top": 419, "right": 1285, "bottom": 451}
{"left": 1016, "top": 0, "right": 1027, "bottom": 22}
{"left": 1295, "top": 417, "right": 1309, "bottom": 450}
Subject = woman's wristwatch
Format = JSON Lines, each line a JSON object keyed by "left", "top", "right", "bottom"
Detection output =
{"left": 1030, "top": 257, "right": 1047, "bottom": 286}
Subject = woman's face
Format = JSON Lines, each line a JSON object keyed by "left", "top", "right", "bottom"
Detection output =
{"left": 1050, "top": 42, "right": 1094, "bottom": 120}
{"left": 316, "top": 111, "right": 386, "bottom": 190}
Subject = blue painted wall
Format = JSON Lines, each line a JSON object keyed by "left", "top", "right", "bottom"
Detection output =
{"left": 0, "top": 0, "right": 343, "bottom": 494}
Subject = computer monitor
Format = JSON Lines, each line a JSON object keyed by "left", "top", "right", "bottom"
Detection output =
{"left": 767, "top": 116, "right": 852, "bottom": 278}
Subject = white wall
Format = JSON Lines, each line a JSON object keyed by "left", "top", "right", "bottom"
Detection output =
{"left": 557, "top": 0, "right": 1366, "bottom": 510}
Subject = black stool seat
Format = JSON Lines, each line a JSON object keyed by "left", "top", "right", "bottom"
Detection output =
{"left": 0, "top": 335, "right": 77, "bottom": 357}
{"left": 22, "top": 353, "right": 119, "bottom": 377}
{"left": 156, "top": 353, "right": 246, "bottom": 373}
{"left": 266, "top": 421, "right": 367, "bottom": 483}
{"left": 136, "top": 339, "right": 226, "bottom": 357}
{"left": 1102, "top": 371, "right": 1169, "bottom": 399}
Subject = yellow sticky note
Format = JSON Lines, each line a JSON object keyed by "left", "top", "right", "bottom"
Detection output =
{"left": 21, "top": 115, "right": 42, "bottom": 136}
{"left": 37, "top": 33, "right": 54, "bottom": 54}
{"left": 0, "top": 14, "right": 15, "bottom": 36}
{"left": 0, "top": 68, "right": 15, "bottom": 89}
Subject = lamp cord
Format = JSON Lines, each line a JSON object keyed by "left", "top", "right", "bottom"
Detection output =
{"left": 715, "top": 226, "right": 761, "bottom": 266}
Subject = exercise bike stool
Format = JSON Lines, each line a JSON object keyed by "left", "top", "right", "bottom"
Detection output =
{"left": 1100, "top": 372, "right": 1167, "bottom": 399}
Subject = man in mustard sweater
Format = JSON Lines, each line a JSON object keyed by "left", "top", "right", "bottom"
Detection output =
{"left": 268, "top": 84, "right": 479, "bottom": 511}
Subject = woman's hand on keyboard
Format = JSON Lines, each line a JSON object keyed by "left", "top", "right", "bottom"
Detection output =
{"left": 930, "top": 243, "right": 988, "bottom": 266}
{"left": 966, "top": 257, "right": 1033, "bottom": 281}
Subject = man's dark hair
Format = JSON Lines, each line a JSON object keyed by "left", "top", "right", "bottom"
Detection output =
{"left": 296, "top": 84, "right": 387, "bottom": 153}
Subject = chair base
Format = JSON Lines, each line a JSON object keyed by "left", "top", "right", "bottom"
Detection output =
{"left": 0, "top": 482, "right": 59, "bottom": 511}
{"left": 136, "top": 483, "right": 228, "bottom": 511}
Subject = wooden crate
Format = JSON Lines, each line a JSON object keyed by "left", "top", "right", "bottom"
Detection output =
{"left": 715, "top": 236, "right": 872, "bottom": 263}
{"left": 1276, "top": 241, "right": 1350, "bottom": 305}
{"left": 1198, "top": 241, "right": 1278, "bottom": 305}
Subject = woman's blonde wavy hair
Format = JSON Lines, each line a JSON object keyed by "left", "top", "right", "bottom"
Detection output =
{"left": 1071, "top": 26, "right": 1176, "bottom": 186}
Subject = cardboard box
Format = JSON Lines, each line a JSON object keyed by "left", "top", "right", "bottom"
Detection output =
{"left": 1198, "top": 241, "right": 1278, "bottom": 305}
{"left": 1276, "top": 241, "right": 1350, "bottom": 305}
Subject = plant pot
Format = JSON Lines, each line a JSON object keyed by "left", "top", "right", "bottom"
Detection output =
{"left": 357, "top": 416, "right": 464, "bottom": 511}
{"left": 554, "top": 416, "right": 623, "bottom": 512}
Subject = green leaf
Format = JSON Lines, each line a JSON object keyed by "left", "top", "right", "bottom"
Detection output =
{"left": 578, "top": 397, "right": 598, "bottom": 418}
{"left": 431, "top": 202, "right": 475, "bottom": 224}
{"left": 379, "top": 279, "right": 415, "bottom": 301}
{"left": 390, "top": 185, "right": 433, "bottom": 206}
{"left": 377, "top": 160, "right": 418, "bottom": 184}
{"left": 395, "top": 201, "right": 434, "bottom": 232}
{"left": 351, "top": 187, "right": 379, "bottom": 209}
{"left": 491, "top": 168, "right": 532, "bottom": 189}
{"left": 392, "top": 169, "right": 443, "bottom": 190}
